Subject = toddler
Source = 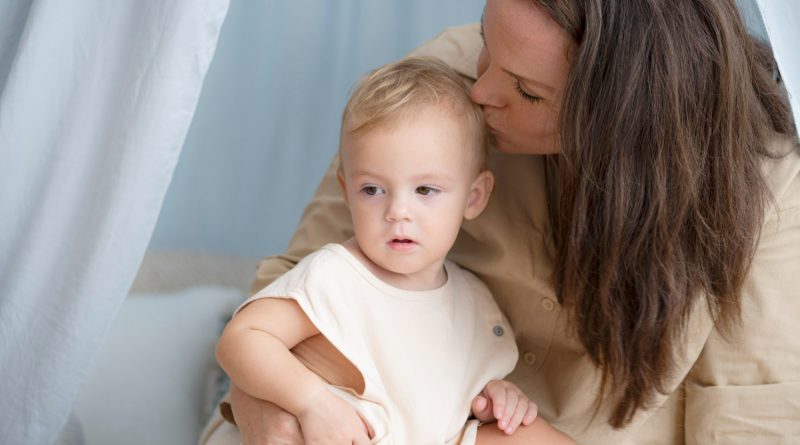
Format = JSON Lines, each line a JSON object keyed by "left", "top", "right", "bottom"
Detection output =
{"left": 216, "top": 56, "right": 537, "bottom": 444}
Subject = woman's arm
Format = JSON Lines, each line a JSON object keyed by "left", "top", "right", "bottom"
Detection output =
{"left": 477, "top": 418, "right": 577, "bottom": 445}
{"left": 681, "top": 148, "right": 800, "bottom": 444}
{"left": 228, "top": 384, "right": 302, "bottom": 444}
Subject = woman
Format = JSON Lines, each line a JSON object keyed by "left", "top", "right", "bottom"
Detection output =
{"left": 201, "top": 0, "right": 800, "bottom": 443}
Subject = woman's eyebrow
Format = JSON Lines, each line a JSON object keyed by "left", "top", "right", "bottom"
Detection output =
{"left": 508, "top": 70, "right": 556, "bottom": 93}
{"left": 480, "top": 14, "right": 555, "bottom": 93}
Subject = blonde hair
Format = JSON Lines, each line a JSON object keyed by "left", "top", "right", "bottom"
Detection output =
{"left": 340, "top": 56, "right": 487, "bottom": 170}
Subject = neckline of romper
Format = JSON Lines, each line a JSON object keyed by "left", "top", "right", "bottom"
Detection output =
{"left": 322, "top": 243, "right": 454, "bottom": 303}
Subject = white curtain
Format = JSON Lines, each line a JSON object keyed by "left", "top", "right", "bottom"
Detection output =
{"left": 0, "top": 0, "right": 229, "bottom": 443}
{"left": 756, "top": 0, "right": 800, "bottom": 138}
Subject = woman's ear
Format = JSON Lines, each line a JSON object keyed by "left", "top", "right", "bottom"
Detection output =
{"left": 337, "top": 167, "right": 350, "bottom": 208}
{"left": 464, "top": 170, "right": 494, "bottom": 220}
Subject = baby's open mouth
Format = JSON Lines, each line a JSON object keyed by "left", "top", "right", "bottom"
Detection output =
{"left": 388, "top": 238, "right": 417, "bottom": 251}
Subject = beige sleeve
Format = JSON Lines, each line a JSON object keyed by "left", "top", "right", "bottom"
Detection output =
{"left": 247, "top": 23, "right": 483, "bottom": 296}
{"left": 248, "top": 155, "right": 351, "bottom": 295}
{"left": 683, "top": 147, "right": 800, "bottom": 443}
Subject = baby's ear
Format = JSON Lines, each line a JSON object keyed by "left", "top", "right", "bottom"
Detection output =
{"left": 337, "top": 167, "right": 350, "bottom": 208}
{"left": 464, "top": 170, "right": 494, "bottom": 220}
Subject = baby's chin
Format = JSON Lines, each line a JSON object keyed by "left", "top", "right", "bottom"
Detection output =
{"left": 371, "top": 255, "right": 425, "bottom": 277}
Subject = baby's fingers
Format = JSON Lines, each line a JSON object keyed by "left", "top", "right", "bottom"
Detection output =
{"left": 472, "top": 394, "right": 495, "bottom": 422}
{"left": 497, "top": 388, "right": 518, "bottom": 431}
{"left": 503, "top": 397, "right": 538, "bottom": 434}
{"left": 488, "top": 387, "right": 507, "bottom": 424}
{"left": 522, "top": 400, "right": 538, "bottom": 426}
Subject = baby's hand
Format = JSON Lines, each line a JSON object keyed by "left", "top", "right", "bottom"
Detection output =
{"left": 296, "top": 388, "right": 372, "bottom": 445}
{"left": 471, "top": 379, "right": 538, "bottom": 435}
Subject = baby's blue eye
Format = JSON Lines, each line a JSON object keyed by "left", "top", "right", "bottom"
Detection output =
{"left": 361, "top": 185, "right": 384, "bottom": 195}
{"left": 416, "top": 186, "right": 438, "bottom": 196}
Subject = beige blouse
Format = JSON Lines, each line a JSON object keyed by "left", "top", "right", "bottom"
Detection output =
{"left": 207, "top": 24, "right": 800, "bottom": 445}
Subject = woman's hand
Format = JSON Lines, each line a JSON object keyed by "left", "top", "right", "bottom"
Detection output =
{"left": 230, "top": 384, "right": 304, "bottom": 445}
{"left": 471, "top": 379, "right": 538, "bottom": 435}
{"left": 295, "top": 387, "right": 373, "bottom": 445}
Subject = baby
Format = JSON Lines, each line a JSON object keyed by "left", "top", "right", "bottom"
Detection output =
{"left": 216, "top": 57, "right": 537, "bottom": 444}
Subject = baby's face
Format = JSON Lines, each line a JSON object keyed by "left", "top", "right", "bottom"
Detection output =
{"left": 340, "top": 105, "right": 481, "bottom": 286}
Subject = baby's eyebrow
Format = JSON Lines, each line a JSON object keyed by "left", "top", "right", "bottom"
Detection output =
{"left": 348, "top": 169, "right": 380, "bottom": 179}
{"left": 411, "top": 173, "right": 455, "bottom": 184}
{"left": 349, "top": 171, "right": 455, "bottom": 184}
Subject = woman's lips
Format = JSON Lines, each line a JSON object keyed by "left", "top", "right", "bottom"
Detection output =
{"left": 483, "top": 111, "right": 501, "bottom": 133}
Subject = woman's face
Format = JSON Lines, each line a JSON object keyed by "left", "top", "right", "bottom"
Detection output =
{"left": 471, "top": 0, "right": 574, "bottom": 155}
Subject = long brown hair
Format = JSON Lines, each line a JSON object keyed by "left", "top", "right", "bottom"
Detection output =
{"left": 536, "top": 0, "right": 794, "bottom": 427}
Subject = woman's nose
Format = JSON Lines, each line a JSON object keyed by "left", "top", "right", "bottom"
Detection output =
{"left": 470, "top": 46, "right": 503, "bottom": 108}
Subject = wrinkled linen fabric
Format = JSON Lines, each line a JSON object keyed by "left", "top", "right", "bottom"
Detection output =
{"left": 0, "top": 0, "right": 229, "bottom": 443}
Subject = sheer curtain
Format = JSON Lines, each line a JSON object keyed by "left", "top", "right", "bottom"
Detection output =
{"left": 0, "top": 0, "right": 229, "bottom": 443}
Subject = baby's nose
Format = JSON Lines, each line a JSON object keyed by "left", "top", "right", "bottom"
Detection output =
{"left": 385, "top": 197, "right": 412, "bottom": 222}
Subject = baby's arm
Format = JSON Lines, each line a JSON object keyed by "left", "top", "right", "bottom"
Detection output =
{"left": 216, "top": 298, "right": 323, "bottom": 413}
{"left": 215, "top": 298, "right": 371, "bottom": 444}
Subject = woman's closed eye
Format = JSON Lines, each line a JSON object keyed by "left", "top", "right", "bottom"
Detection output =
{"left": 515, "top": 79, "right": 542, "bottom": 104}
{"left": 361, "top": 185, "right": 385, "bottom": 196}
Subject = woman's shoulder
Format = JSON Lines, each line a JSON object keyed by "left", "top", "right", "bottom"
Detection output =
{"left": 406, "top": 23, "right": 481, "bottom": 81}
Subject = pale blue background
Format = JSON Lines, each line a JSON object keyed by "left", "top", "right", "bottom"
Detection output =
{"left": 149, "top": 0, "right": 770, "bottom": 258}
